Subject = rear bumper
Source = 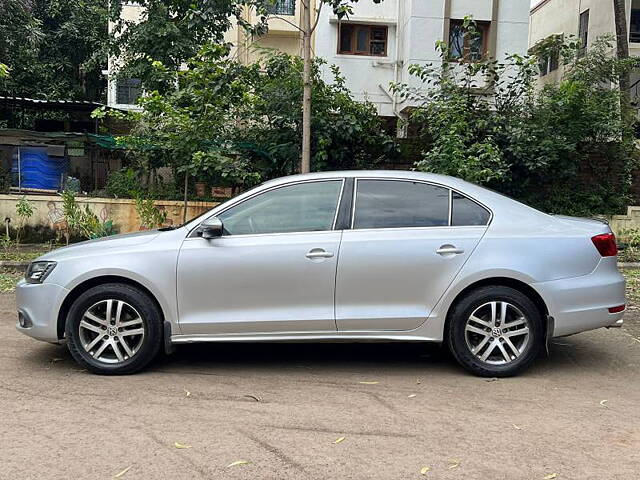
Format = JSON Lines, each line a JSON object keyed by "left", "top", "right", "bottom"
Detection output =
{"left": 15, "top": 280, "right": 69, "bottom": 343}
{"left": 532, "top": 257, "right": 625, "bottom": 337}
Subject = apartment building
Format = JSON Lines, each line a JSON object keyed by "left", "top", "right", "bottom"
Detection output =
{"left": 107, "top": 0, "right": 531, "bottom": 120}
{"left": 529, "top": 0, "right": 640, "bottom": 91}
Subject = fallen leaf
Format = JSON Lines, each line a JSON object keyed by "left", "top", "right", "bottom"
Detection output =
{"left": 448, "top": 460, "right": 460, "bottom": 469}
{"left": 227, "top": 460, "right": 250, "bottom": 467}
{"left": 420, "top": 466, "right": 431, "bottom": 475}
{"left": 600, "top": 400, "right": 608, "bottom": 406}
{"left": 513, "top": 424, "right": 522, "bottom": 430}
{"left": 174, "top": 442, "right": 192, "bottom": 449}
{"left": 408, "top": 394, "right": 417, "bottom": 398}
{"left": 358, "top": 381, "right": 379, "bottom": 385}
{"left": 184, "top": 389, "right": 191, "bottom": 397}
{"left": 244, "top": 394, "right": 262, "bottom": 402}
{"left": 333, "top": 436, "right": 346, "bottom": 444}
{"left": 543, "top": 474, "right": 558, "bottom": 480}
{"left": 113, "top": 465, "right": 132, "bottom": 478}
{"left": 485, "top": 377, "right": 498, "bottom": 382}
{"left": 416, "top": 378, "right": 422, "bottom": 385}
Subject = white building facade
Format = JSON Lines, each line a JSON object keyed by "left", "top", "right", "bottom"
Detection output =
{"left": 107, "top": 0, "right": 531, "bottom": 120}
{"left": 530, "top": 0, "right": 640, "bottom": 93}
{"left": 315, "top": 0, "right": 531, "bottom": 118}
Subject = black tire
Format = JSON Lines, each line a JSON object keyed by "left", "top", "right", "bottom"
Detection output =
{"left": 447, "top": 286, "right": 544, "bottom": 377}
{"left": 65, "top": 283, "right": 163, "bottom": 375}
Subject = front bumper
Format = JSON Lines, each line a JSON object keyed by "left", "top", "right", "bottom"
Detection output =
{"left": 15, "top": 279, "right": 69, "bottom": 343}
{"left": 532, "top": 257, "right": 626, "bottom": 337}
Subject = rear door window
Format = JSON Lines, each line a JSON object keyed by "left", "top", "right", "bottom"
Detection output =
{"left": 353, "top": 180, "right": 450, "bottom": 229}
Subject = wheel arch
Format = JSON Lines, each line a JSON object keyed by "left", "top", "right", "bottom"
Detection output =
{"left": 56, "top": 275, "right": 166, "bottom": 340}
{"left": 443, "top": 277, "right": 550, "bottom": 338}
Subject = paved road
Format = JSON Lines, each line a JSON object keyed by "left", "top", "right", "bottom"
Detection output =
{"left": 1, "top": 293, "right": 639, "bottom": 480}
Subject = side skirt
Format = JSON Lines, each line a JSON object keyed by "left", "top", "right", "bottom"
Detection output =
{"left": 171, "top": 331, "right": 440, "bottom": 344}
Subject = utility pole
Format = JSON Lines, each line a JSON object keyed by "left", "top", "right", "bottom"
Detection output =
{"left": 301, "top": 0, "right": 312, "bottom": 173}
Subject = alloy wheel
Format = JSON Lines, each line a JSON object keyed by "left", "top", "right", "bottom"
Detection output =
{"left": 78, "top": 299, "right": 145, "bottom": 364}
{"left": 464, "top": 301, "right": 531, "bottom": 365}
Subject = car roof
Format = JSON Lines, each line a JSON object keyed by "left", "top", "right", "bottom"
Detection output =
{"left": 262, "top": 170, "right": 469, "bottom": 189}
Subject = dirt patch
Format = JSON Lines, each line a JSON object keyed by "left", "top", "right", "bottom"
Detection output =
{"left": 1, "top": 293, "right": 639, "bottom": 479}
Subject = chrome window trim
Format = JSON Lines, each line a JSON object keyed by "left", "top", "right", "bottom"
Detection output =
{"left": 350, "top": 177, "right": 493, "bottom": 230}
{"left": 189, "top": 178, "right": 346, "bottom": 238}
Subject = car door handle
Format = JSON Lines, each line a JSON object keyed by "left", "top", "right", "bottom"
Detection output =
{"left": 306, "top": 248, "right": 334, "bottom": 259}
{"left": 436, "top": 245, "right": 465, "bottom": 256}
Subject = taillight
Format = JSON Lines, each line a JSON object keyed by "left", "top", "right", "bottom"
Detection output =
{"left": 591, "top": 233, "right": 618, "bottom": 257}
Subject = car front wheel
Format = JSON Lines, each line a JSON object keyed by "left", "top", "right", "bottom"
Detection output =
{"left": 65, "top": 283, "right": 162, "bottom": 375}
{"left": 447, "top": 286, "right": 544, "bottom": 377}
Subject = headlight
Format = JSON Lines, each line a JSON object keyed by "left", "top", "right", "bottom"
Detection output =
{"left": 25, "top": 261, "right": 57, "bottom": 284}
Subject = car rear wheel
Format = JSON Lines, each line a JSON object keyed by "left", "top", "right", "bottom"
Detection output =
{"left": 65, "top": 283, "right": 162, "bottom": 375}
{"left": 447, "top": 286, "right": 544, "bottom": 377}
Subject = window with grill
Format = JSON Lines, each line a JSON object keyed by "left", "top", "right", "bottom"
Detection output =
{"left": 268, "top": 0, "right": 295, "bottom": 16}
{"left": 338, "top": 24, "right": 388, "bottom": 56}
{"left": 116, "top": 78, "right": 141, "bottom": 105}
{"left": 579, "top": 10, "right": 589, "bottom": 53}
{"left": 448, "top": 20, "right": 490, "bottom": 62}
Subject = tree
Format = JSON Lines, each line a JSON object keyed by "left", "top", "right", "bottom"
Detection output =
{"left": 93, "top": 47, "right": 397, "bottom": 217}
{"left": 613, "top": 0, "right": 632, "bottom": 129}
{"left": 0, "top": 0, "right": 108, "bottom": 101}
{"left": 292, "top": 0, "right": 383, "bottom": 173}
{"left": 394, "top": 29, "right": 639, "bottom": 216}
{"left": 107, "top": 0, "right": 269, "bottom": 93}
{"left": 238, "top": 52, "right": 398, "bottom": 177}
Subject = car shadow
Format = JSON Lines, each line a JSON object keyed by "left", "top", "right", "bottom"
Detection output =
{"left": 154, "top": 341, "right": 456, "bottom": 374}
{"left": 19, "top": 331, "right": 629, "bottom": 378}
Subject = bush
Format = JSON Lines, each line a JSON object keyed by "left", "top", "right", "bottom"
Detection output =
{"left": 393, "top": 25, "right": 639, "bottom": 216}
{"left": 105, "top": 168, "right": 142, "bottom": 198}
{"left": 62, "top": 190, "right": 117, "bottom": 239}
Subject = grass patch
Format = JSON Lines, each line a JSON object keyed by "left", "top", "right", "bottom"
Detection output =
{"left": 0, "top": 271, "right": 23, "bottom": 292}
{"left": 0, "top": 250, "right": 45, "bottom": 262}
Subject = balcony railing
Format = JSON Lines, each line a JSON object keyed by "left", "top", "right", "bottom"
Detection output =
{"left": 268, "top": 0, "right": 295, "bottom": 16}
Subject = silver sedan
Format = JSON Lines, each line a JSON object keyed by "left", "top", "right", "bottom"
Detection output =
{"left": 15, "top": 171, "right": 625, "bottom": 376}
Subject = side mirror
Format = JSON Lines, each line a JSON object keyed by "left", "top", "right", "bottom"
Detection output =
{"left": 200, "top": 217, "right": 223, "bottom": 239}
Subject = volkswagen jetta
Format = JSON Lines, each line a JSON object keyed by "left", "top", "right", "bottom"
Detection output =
{"left": 16, "top": 171, "right": 625, "bottom": 376}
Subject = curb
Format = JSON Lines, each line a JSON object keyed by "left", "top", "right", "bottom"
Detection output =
{"left": 0, "top": 261, "right": 29, "bottom": 271}
{"left": 618, "top": 262, "right": 640, "bottom": 269}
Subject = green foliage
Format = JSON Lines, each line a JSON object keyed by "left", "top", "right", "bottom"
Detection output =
{"left": 107, "top": 0, "right": 269, "bottom": 93}
{"left": 238, "top": 53, "right": 398, "bottom": 177}
{"left": 0, "top": 0, "right": 108, "bottom": 100}
{"left": 134, "top": 196, "right": 167, "bottom": 229}
{"left": 103, "top": 46, "right": 396, "bottom": 188}
{"left": 106, "top": 168, "right": 142, "bottom": 198}
{"left": 394, "top": 26, "right": 639, "bottom": 216}
{"left": 61, "top": 191, "right": 116, "bottom": 239}
{"left": 618, "top": 228, "right": 640, "bottom": 262}
{"left": 14, "top": 196, "right": 34, "bottom": 245}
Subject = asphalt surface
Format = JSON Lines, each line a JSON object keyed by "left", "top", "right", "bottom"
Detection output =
{"left": 1, "top": 293, "right": 639, "bottom": 480}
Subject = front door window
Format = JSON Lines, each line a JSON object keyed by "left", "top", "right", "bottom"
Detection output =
{"left": 218, "top": 180, "right": 343, "bottom": 235}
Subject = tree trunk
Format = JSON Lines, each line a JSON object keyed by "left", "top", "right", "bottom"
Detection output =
{"left": 613, "top": 0, "right": 631, "bottom": 124}
{"left": 301, "top": 0, "right": 312, "bottom": 174}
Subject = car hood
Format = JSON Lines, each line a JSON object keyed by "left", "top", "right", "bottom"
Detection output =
{"left": 37, "top": 230, "right": 161, "bottom": 261}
